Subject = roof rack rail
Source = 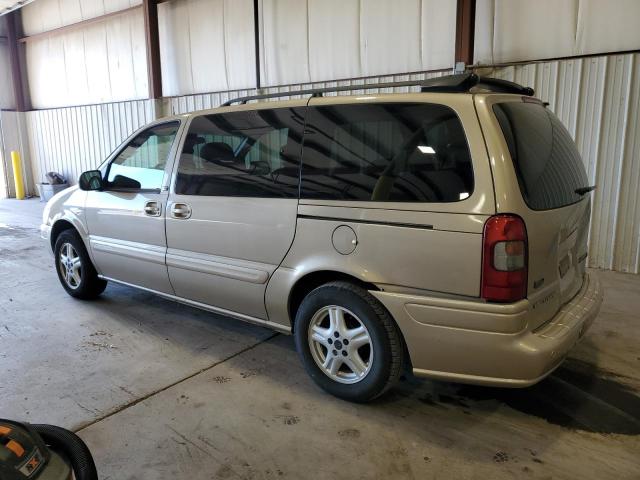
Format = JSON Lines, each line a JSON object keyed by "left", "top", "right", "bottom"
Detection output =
{"left": 476, "top": 77, "right": 535, "bottom": 96}
{"left": 220, "top": 73, "right": 534, "bottom": 106}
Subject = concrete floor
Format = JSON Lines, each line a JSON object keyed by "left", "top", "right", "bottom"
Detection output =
{"left": 1, "top": 198, "right": 639, "bottom": 480}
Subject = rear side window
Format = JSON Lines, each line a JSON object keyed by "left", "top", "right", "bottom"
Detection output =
{"left": 493, "top": 102, "right": 589, "bottom": 210}
{"left": 300, "top": 103, "right": 474, "bottom": 202}
{"left": 175, "top": 108, "right": 305, "bottom": 197}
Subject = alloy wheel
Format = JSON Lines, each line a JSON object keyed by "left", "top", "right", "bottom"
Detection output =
{"left": 58, "top": 242, "right": 82, "bottom": 290}
{"left": 307, "top": 305, "right": 373, "bottom": 384}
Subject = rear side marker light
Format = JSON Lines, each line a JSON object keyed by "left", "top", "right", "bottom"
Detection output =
{"left": 482, "top": 215, "right": 528, "bottom": 303}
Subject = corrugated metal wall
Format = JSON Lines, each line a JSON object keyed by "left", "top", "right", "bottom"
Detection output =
{"left": 486, "top": 53, "right": 640, "bottom": 274}
{"left": 26, "top": 100, "right": 156, "bottom": 186}
{"left": 24, "top": 52, "right": 640, "bottom": 273}
{"left": 166, "top": 70, "right": 450, "bottom": 115}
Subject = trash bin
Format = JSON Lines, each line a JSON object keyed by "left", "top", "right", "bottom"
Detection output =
{"left": 37, "top": 182, "right": 69, "bottom": 202}
{"left": 37, "top": 171, "right": 68, "bottom": 202}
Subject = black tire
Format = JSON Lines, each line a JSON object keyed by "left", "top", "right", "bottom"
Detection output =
{"left": 294, "top": 281, "right": 404, "bottom": 402}
{"left": 54, "top": 229, "right": 107, "bottom": 299}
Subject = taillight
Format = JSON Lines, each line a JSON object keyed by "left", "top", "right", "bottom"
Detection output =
{"left": 481, "top": 215, "right": 528, "bottom": 302}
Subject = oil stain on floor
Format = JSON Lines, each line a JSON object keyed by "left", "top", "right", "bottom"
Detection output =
{"left": 406, "top": 359, "right": 640, "bottom": 435}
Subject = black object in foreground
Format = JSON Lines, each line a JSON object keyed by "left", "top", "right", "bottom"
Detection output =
{"left": 0, "top": 419, "right": 98, "bottom": 480}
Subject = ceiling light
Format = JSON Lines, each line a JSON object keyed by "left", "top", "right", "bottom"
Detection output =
{"left": 417, "top": 145, "right": 435, "bottom": 154}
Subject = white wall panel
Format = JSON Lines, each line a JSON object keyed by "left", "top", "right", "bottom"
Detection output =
{"left": 58, "top": 0, "right": 83, "bottom": 25}
{"left": 473, "top": 0, "right": 494, "bottom": 65}
{"left": 188, "top": 0, "right": 229, "bottom": 92}
{"left": 421, "top": 0, "right": 457, "bottom": 69}
{"left": 25, "top": 9, "right": 148, "bottom": 108}
{"left": 576, "top": 0, "right": 640, "bottom": 56}
{"left": 223, "top": 0, "right": 258, "bottom": 89}
{"left": 62, "top": 30, "right": 90, "bottom": 101}
{"left": 158, "top": 0, "right": 255, "bottom": 96}
{"left": 475, "top": 0, "right": 640, "bottom": 65}
{"left": 493, "top": 0, "right": 577, "bottom": 63}
{"left": 21, "top": 0, "right": 142, "bottom": 35}
{"left": 261, "top": 0, "right": 310, "bottom": 85}
{"left": 360, "top": 0, "right": 422, "bottom": 76}
{"left": 158, "top": 1, "right": 193, "bottom": 97}
{"left": 105, "top": 11, "right": 146, "bottom": 101}
{"left": 308, "top": 0, "right": 361, "bottom": 81}
{"left": 83, "top": 24, "right": 112, "bottom": 103}
{"left": 261, "top": 0, "right": 456, "bottom": 87}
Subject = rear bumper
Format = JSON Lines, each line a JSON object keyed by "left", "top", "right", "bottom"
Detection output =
{"left": 372, "top": 272, "right": 603, "bottom": 387}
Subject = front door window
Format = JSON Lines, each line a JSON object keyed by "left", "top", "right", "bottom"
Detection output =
{"left": 107, "top": 122, "right": 180, "bottom": 190}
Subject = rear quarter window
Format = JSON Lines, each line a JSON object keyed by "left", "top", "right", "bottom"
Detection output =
{"left": 300, "top": 103, "right": 474, "bottom": 202}
{"left": 493, "top": 101, "right": 589, "bottom": 210}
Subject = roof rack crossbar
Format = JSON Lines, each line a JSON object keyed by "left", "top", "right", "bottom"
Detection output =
{"left": 220, "top": 73, "right": 533, "bottom": 106}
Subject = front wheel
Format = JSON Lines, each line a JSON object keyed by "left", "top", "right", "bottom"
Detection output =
{"left": 54, "top": 229, "right": 107, "bottom": 299}
{"left": 294, "top": 281, "right": 404, "bottom": 402}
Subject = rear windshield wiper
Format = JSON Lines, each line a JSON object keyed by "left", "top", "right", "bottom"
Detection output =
{"left": 575, "top": 185, "right": 596, "bottom": 196}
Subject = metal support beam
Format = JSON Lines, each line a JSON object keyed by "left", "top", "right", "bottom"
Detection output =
{"left": 455, "top": 0, "right": 476, "bottom": 66}
{"left": 143, "top": 0, "right": 163, "bottom": 99}
{"left": 5, "top": 11, "right": 29, "bottom": 111}
{"left": 253, "top": 0, "right": 261, "bottom": 89}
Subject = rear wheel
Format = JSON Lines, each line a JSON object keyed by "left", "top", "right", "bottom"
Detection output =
{"left": 294, "top": 281, "right": 403, "bottom": 402}
{"left": 54, "top": 229, "right": 107, "bottom": 299}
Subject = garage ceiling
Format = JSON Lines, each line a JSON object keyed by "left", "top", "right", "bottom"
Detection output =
{"left": 0, "top": 0, "right": 36, "bottom": 16}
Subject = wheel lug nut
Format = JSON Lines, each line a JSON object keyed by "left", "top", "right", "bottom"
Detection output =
{"left": 343, "top": 339, "right": 349, "bottom": 345}
{"left": 332, "top": 349, "right": 337, "bottom": 356}
{"left": 341, "top": 350, "right": 347, "bottom": 356}
{"left": 334, "top": 332, "right": 339, "bottom": 338}
{"left": 328, "top": 338, "right": 333, "bottom": 344}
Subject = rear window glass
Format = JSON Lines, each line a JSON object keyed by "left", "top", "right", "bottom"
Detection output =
{"left": 300, "top": 103, "right": 474, "bottom": 202}
{"left": 493, "top": 102, "right": 588, "bottom": 210}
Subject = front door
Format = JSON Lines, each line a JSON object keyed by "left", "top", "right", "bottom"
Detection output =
{"left": 165, "top": 106, "right": 305, "bottom": 320}
{"left": 85, "top": 121, "right": 182, "bottom": 294}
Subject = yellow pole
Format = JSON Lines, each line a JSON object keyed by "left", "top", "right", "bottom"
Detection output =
{"left": 11, "top": 151, "right": 25, "bottom": 200}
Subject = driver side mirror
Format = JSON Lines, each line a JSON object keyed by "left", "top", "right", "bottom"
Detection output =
{"left": 78, "top": 170, "right": 104, "bottom": 191}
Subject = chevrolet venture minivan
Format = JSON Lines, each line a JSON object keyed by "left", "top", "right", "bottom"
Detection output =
{"left": 42, "top": 74, "right": 603, "bottom": 402}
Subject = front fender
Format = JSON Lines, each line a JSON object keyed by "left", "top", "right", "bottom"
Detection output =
{"left": 43, "top": 187, "right": 92, "bottom": 261}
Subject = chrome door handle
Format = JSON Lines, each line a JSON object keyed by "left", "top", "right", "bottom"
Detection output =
{"left": 171, "top": 203, "right": 192, "bottom": 219}
{"left": 144, "top": 201, "right": 161, "bottom": 217}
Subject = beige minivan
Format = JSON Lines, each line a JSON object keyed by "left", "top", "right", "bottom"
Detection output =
{"left": 42, "top": 74, "right": 603, "bottom": 402}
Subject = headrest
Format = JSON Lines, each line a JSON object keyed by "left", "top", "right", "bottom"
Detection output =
{"left": 280, "top": 142, "right": 300, "bottom": 164}
{"left": 182, "top": 134, "right": 205, "bottom": 154}
{"left": 200, "top": 142, "right": 235, "bottom": 164}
